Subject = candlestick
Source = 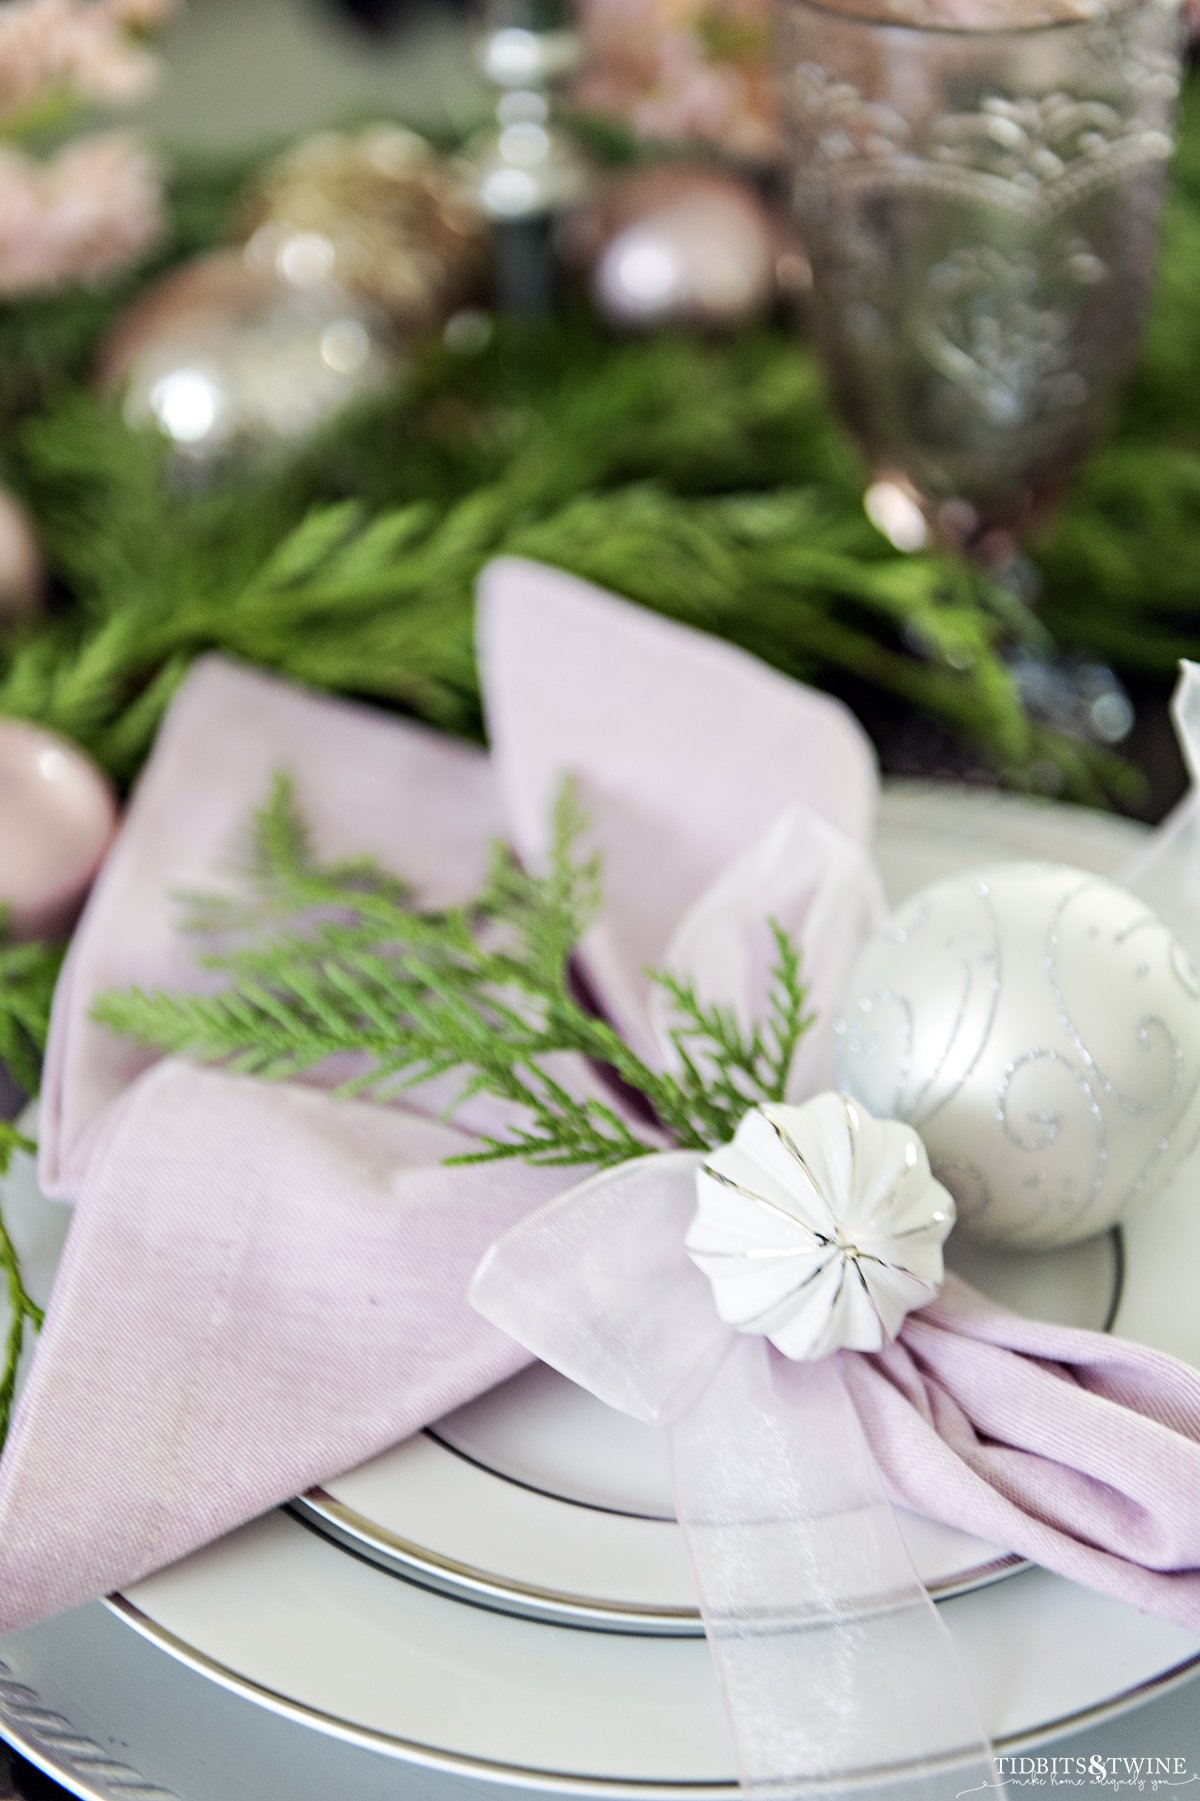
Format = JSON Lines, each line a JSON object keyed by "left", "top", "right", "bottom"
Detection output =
{"left": 465, "top": 0, "right": 589, "bottom": 314}
{"left": 0, "top": 488, "right": 44, "bottom": 625}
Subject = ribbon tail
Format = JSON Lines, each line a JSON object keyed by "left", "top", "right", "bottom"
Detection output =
{"left": 473, "top": 1155, "right": 1005, "bottom": 1800}
{"left": 669, "top": 1336, "right": 1003, "bottom": 1801}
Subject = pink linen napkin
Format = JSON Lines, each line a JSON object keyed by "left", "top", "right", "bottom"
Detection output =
{"left": 479, "top": 557, "right": 884, "bottom": 1090}
{"left": 0, "top": 658, "right": 577, "bottom": 1633}
{"left": 0, "top": 567, "right": 883, "bottom": 1634}
{"left": 846, "top": 1275, "right": 1200, "bottom": 1626}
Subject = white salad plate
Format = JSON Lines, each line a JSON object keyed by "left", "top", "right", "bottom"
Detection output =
{"left": 2, "top": 782, "right": 1199, "bottom": 1801}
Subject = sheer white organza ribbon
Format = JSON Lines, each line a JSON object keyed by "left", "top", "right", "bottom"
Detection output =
{"left": 471, "top": 1154, "right": 1002, "bottom": 1801}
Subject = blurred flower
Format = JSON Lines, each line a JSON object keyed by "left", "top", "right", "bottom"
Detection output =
{"left": 0, "top": 0, "right": 173, "bottom": 129}
{"left": 104, "top": 0, "right": 176, "bottom": 25}
{"left": 574, "top": 0, "right": 780, "bottom": 163}
{"left": 0, "top": 130, "right": 163, "bottom": 295}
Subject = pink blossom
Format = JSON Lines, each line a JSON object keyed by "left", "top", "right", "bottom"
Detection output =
{"left": 0, "top": 0, "right": 167, "bottom": 126}
{"left": 574, "top": 0, "right": 780, "bottom": 161}
{"left": 0, "top": 130, "right": 163, "bottom": 296}
{"left": 103, "top": 0, "right": 177, "bottom": 25}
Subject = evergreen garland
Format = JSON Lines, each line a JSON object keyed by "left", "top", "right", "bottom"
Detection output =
{"left": 0, "top": 86, "right": 1197, "bottom": 805}
{"left": 0, "top": 930, "right": 62, "bottom": 1447}
{"left": 0, "top": 1122, "right": 42, "bottom": 1453}
{"left": 0, "top": 927, "right": 63, "bottom": 1099}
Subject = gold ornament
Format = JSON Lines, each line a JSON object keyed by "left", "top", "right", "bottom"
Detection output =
{"left": 237, "top": 126, "right": 491, "bottom": 332}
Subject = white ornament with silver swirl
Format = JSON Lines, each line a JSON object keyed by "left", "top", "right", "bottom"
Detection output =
{"left": 835, "top": 862, "right": 1200, "bottom": 1250}
{"left": 686, "top": 1095, "right": 955, "bottom": 1360}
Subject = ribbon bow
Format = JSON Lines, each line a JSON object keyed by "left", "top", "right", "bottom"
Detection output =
{"left": 473, "top": 1143, "right": 1002, "bottom": 1800}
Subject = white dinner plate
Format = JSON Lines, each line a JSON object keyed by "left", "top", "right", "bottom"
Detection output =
{"left": 2, "top": 782, "right": 1199, "bottom": 1801}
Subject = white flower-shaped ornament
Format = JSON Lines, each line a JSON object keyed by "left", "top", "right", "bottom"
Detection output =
{"left": 686, "top": 1094, "right": 955, "bottom": 1361}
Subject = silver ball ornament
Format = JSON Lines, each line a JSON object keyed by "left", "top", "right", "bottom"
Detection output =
{"left": 96, "top": 247, "right": 397, "bottom": 469}
{"left": 835, "top": 862, "right": 1200, "bottom": 1250}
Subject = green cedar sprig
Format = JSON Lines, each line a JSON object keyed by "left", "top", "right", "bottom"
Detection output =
{"left": 0, "top": 328, "right": 1139, "bottom": 808}
{"left": 0, "top": 926, "right": 65, "bottom": 1096}
{"left": 4, "top": 89, "right": 1200, "bottom": 809}
{"left": 93, "top": 777, "right": 815, "bottom": 1167}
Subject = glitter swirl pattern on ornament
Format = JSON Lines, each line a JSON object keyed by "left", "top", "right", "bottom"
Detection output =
{"left": 836, "top": 863, "right": 1200, "bottom": 1249}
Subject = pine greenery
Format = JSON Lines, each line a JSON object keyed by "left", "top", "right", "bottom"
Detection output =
{"left": 0, "top": 928, "right": 64, "bottom": 1097}
{"left": 2, "top": 82, "right": 1200, "bottom": 805}
{"left": 0, "top": 339, "right": 1055, "bottom": 787}
{"left": 4, "top": 103, "right": 1200, "bottom": 1105}
{"left": 0, "top": 1123, "right": 42, "bottom": 1454}
{"left": 0, "top": 927, "right": 60, "bottom": 1452}
{"left": 94, "top": 777, "right": 815, "bottom": 1166}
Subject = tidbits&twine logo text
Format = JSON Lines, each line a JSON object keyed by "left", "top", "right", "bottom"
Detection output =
{"left": 965, "top": 1757, "right": 1200, "bottom": 1793}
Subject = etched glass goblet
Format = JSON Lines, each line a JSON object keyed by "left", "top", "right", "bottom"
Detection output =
{"left": 778, "top": 0, "right": 1181, "bottom": 564}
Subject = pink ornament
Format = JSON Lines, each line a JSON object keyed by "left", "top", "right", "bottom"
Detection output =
{"left": 96, "top": 248, "right": 397, "bottom": 464}
{"left": 0, "top": 720, "right": 116, "bottom": 940}
{"left": 566, "top": 164, "right": 780, "bottom": 328}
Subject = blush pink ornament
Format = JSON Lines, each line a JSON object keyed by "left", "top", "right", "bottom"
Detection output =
{"left": 0, "top": 720, "right": 117, "bottom": 940}
{"left": 96, "top": 246, "right": 397, "bottom": 465}
{"left": 564, "top": 163, "right": 782, "bottom": 327}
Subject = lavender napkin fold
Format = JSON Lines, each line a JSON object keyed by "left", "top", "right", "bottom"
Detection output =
{"left": 845, "top": 1275, "right": 1200, "bottom": 1627}
{"left": 8, "top": 555, "right": 1197, "bottom": 1649}
{"left": 0, "top": 657, "right": 574, "bottom": 1633}
{"left": 479, "top": 557, "right": 883, "bottom": 1088}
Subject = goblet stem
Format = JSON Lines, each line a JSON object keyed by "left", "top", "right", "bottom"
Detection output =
{"left": 985, "top": 552, "right": 1135, "bottom": 750}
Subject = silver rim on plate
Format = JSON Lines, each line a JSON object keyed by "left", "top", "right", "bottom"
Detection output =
{"left": 94, "top": 1589, "right": 1200, "bottom": 1794}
